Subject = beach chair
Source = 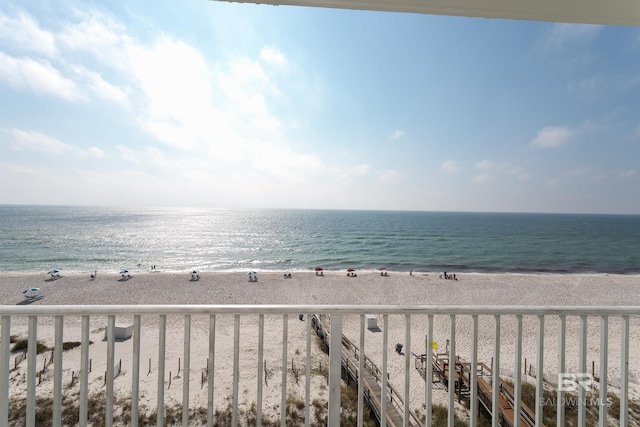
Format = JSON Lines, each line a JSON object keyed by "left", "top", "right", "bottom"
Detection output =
{"left": 22, "top": 288, "right": 44, "bottom": 301}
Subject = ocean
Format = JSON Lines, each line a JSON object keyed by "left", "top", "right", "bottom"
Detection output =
{"left": 0, "top": 205, "right": 638, "bottom": 275}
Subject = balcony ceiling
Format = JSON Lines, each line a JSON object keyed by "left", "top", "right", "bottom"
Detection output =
{"left": 219, "top": 0, "right": 640, "bottom": 26}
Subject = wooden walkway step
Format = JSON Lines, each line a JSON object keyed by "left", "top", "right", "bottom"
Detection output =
{"left": 342, "top": 350, "right": 405, "bottom": 427}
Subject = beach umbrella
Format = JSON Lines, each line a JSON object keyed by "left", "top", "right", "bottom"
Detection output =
{"left": 192, "top": 270, "right": 198, "bottom": 274}
{"left": 378, "top": 267, "right": 386, "bottom": 271}
{"left": 347, "top": 268, "right": 355, "bottom": 272}
{"left": 48, "top": 269, "right": 59, "bottom": 275}
{"left": 30, "top": 287, "right": 40, "bottom": 292}
{"left": 314, "top": 267, "right": 323, "bottom": 271}
{"left": 248, "top": 271, "right": 256, "bottom": 275}
{"left": 120, "top": 269, "right": 129, "bottom": 274}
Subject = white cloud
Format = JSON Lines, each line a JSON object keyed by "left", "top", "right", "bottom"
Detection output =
{"left": 441, "top": 160, "right": 460, "bottom": 175}
{"left": 618, "top": 170, "right": 636, "bottom": 179}
{"left": 0, "top": 52, "right": 83, "bottom": 101}
{"left": 473, "top": 173, "right": 492, "bottom": 184}
{"left": 0, "top": 8, "right": 332, "bottom": 194}
{"left": 8, "top": 128, "right": 71, "bottom": 153}
{"left": 116, "top": 145, "right": 140, "bottom": 163}
{"left": 71, "top": 65, "right": 129, "bottom": 107}
{"left": 475, "top": 160, "right": 494, "bottom": 170}
{"left": 389, "top": 130, "right": 406, "bottom": 140}
{"left": 378, "top": 169, "right": 399, "bottom": 183}
{"left": 530, "top": 126, "right": 574, "bottom": 148}
{"left": 83, "top": 147, "right": 106, "bottom": 159}
{"left": 261, "top": 47, "right": 286, "bottom": 67}
{"left": 57, "top": 10, "right": 131, "bottom": 68}
{"left": 568, "top": 167, "right": 591, "bottom": 177}
{"left": 567, "top": 76, "right": 605, "bottom": 99}
{"left": 545, "top": 23, "right": 603, "bottom": 48}
{"left": 0, "top": 10, "right": 56, "bottom": 57}
{"left": 475, "top": 159, "right": 524, "bottom": 174}
{"left": 127, "top": 37, "right": 222, "bottom": 149}
{"left": 352, "top": 164, "right": 371, "bottom": 176}
{"left": 0, "top": 162, "right": 43, "bottom": 175}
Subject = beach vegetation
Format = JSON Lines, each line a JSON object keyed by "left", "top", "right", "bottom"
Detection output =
{"left": 11, "top": 338, "right": 49, "bottom": 354}
{"left": 423, "top": 404, "right": 470, "bottom": 427}
{"left": 6, "top": 386, "right": 367, "bottom": 426}
{"left": 61, "top": 341, "right": 88, "bottom": 350}
{"left": 339, "top": 384, "right": 377, "bottom": 426}
{"left": 508, "top": 380, "right": 626, "bottom": 427}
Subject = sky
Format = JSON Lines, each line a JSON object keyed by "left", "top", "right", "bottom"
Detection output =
{"left": 1, "top": 1, "right": 639, "bottom": 214}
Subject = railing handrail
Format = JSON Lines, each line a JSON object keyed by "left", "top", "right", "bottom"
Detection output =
{"left": 2, "top": 304, "right": 640, "bottom": 316}
{"left": 2, "top": 304, "right": 635, "bottom": 427}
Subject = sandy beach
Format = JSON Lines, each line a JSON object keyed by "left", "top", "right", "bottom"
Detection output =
{"left": 2, "top": 270, "right": 640, "bottom": 424}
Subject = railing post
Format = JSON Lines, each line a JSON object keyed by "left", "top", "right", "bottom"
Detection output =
{"left": 26, "top": 315, "right": 37, "bottom": 427}
{"left": 535, "top": 315, "right": 544, "bottom": 427}
{"left": 557, "top": 314, "right": 566, "bottom": 427}
{"left": 0, "top": 316, "right": 10, "bottom": 427}
{"left": 281, "top": 314, "right": 288, "bottom": 427}
{"left": 514, "top": 315, "right": 522, "bottom": 427}
{"left": 79, "top": 315, "right": 90, "bottom": 427}
{"left": 578, "top": 315, "right": 587, "bottom": 427}
{"left": 381, "top": 314, "right": 388, "bottom": 427}
{"left": 257, "top": 314, "right": 264, "bottom": 427}
{"left": 233, "top": 314, "right": 240, "bottom": 427}
{"left": 358, "top": 314, "right": 365, "bottom": 427}
{"left": 492, "top": 315, "right": 500, "bottom": 427}
{"left": 426, "top": 314, "right": 433, "bottom": 427}
{"left": 448, "top": 315, "right": 456, "bottom": 427}
{"left": 106, "top": 315, "right": 115, "bottom": 427}
{"left": 132, "top": 315, "right": 141, "bottom": 427}
{"left": 53, "top": 315, "right": 64, "bottom": 427}
{"left": 620, "top": 315, "right": 629, "bottom": 427}
{"left": 404, "top": 314, "right": 411, "bottom": 427}
{"left": 207, "top": 314, "right": 216, "bottom": 427}
{"left": 183, "top": 314, "right": 191, "bottom": 427}
{"left": 328, "top": 314, "right": 342, "bottom": 426}
{"left": 470, "top": 314, "right": 478, "bottom": 427}
{"left": 598, "top": 315, "right": 608, "bottom": 427}
{"left": 306, "top": 314, "right": 313, "bottom": 427}
{"left": 158, "top": 315, "right": 166, "bottom": 427}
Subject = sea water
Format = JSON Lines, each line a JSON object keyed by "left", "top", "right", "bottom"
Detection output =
{"left": 0, "top": 205, "right": 638, "bottom": 274}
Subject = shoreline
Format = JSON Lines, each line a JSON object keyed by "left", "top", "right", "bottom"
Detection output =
{"left": 1, "top": 271, "right": 639, "bottom": 307}
{"left": 3, "top": 268, "right": 640, "bottom": 277}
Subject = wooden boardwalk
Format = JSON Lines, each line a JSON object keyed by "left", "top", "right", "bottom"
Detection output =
{"left": 416, "top": 353, "right": 542, "bottom": 427}
{"left": 312, "top": 315, "right": 420, "bottom": 427}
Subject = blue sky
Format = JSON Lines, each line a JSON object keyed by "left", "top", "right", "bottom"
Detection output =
{"left": 1, "top": 1, "right": 639, "bottom": 213}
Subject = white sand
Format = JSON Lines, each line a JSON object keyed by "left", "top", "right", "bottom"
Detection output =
{"left": 2, "top": 270, "right": 639, "bottom": 423}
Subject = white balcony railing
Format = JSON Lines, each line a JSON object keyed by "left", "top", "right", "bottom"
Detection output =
{"left": 1, "top": 305, "right": 638, "bottom": 427}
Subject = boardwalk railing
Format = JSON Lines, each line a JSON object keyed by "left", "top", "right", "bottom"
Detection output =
{"left": 1, "top": 305, "right": 637, "bottom": 427}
